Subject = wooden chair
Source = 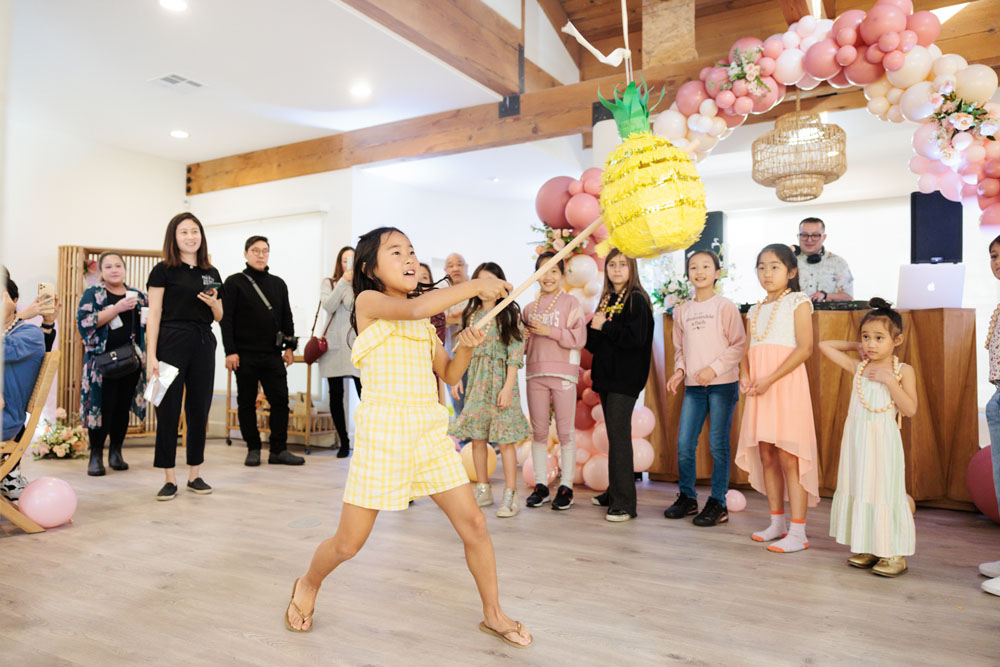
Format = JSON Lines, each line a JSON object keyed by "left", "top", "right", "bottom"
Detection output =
{"left": 0, "top": 350, "right": 61, "bottom": 534}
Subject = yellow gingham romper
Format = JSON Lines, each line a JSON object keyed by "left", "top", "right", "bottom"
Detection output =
{"left": 343, "top": 318, "right": 469, "bottom": 511}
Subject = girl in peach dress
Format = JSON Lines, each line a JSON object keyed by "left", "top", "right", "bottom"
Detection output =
{"left": 736, "top": 243, "right": 819, "bottom": 554}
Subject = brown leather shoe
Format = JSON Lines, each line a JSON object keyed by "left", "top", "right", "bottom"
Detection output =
{"left": 848, "top": 553, "right": 879, "bottom": 568}
{"left": 873, "top": 556, "right": 908, "bottom": 577}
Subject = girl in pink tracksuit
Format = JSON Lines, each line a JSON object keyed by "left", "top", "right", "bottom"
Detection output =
{"left": 522, "top": 252, "right": 588, "bottom": 510}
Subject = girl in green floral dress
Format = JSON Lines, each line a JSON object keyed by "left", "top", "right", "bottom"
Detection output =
{"left": 449, "top": 262, "right": 532, "bottom": 518}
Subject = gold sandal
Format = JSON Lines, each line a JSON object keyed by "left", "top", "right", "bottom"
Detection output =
{"left": 284, "top": 577, "right": 313, "bottom": 632}
{"left": 478, "top": 621, "right": 532, "bottom": 648}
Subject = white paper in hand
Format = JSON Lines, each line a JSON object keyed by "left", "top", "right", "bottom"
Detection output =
{"left": 143, "top": 361, "right": 179, "bottom": 407}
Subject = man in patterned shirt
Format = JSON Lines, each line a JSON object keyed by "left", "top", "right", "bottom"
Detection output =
{"left": 792, "top": 217, "right": 854, "bottom": 302}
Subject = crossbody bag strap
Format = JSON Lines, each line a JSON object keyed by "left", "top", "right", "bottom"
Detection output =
{"left": 243, "top": 272, "right": 281, "bottom": 330}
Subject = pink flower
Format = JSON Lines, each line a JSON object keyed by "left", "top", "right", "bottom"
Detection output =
{"left": 929, "top": 94, "right": 944, "bottom": 110}
{"left": 939, "top": 147, "right": 960, "bottom": 166}
{"left": 38, "top": 443, "right": 50, "bottom": 456}
{"left": 552, "top": 239, "right": 566, "bottom": 251}
{"left": 61, "top": 429, "right": 73, "bottom": 441}
{"left": 939, "top": 80, "right": 955, "bottom": 95}
{"left": 55, "top": 407, "right": 67, "bottom": 420}
{"left": 744, "top": 63, "right": 760, "bottom": 81}
{"left": 948, "top": 113, "right": 975, "bottom": 131}
{"left": 53, "top": 444, "right": 68, "bottom": 457}
{"left": 664, "top": 294, "right": 678, "bottom": 308}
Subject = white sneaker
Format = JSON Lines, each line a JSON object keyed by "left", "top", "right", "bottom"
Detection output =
{"left": 474, "top": 482, "right": 494, "bottom": 507}
{"left": 979, "top": 560, "right": 1000, "bottom": 578}
{"left": 1, "top": 469, "right": 28, "bottom": 501}
{"left": 496, "top": 488, "right": 519, "bottom": 518}
{"left": 982, "top": 576, "right": 1000, "bottom": 597}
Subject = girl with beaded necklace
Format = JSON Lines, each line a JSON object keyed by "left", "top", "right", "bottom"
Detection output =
{"left": 736, "top": 243, "right": 819, "bottom": 553}
{"left": 585, "top": 248, "right": 654, "bottom": 522}
{"left": 820, "top": 298, "right": 917, "bottom": 577}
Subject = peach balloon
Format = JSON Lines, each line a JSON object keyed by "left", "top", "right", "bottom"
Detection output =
{"left": 568, "top": 179, "right": 584, "bottom": 195}
{"left": 591, "top": 403, "right": 605, "bottom": 424}
{"left": 592, "top": 422, "right": 609, "bottom": 454}
{"left": 906, "top": 10, "right": 941, "bottom": 47}
{"left": 725, "top": 489, "right": 748, "bottom": 511}
{"left": 716, "top": 89, "right": 736, "bottom": 110}
{"left": 582, "top": 455, "right": 609, "bottom": 491}
{"left": 860, "top": 4, "right": 907, "bottom": 46}
{"left": 762, "top": 37, "right": 784, "bottom": 59}
{"left": 875, "top": 0, "right": 913, "bottom": 13}
{"left": 632, "top": 438, "right": 654, "bottom": 473}
{"left": 836, "top": 45, "right": 858, "bottom": 66}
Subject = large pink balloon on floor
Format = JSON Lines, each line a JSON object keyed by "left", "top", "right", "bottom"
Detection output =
{"left": 632, "top": 438, "right": 654, "bottom": 472}
{"left": 575, "top": 399, "right": 595, "bottom": 430}
{"left": 725, "top": 489, "right": 747, "bottom": 512}
{"left": 676, "top": 80, "right": 710, "bottom": 117}
{"left": 592, "top": 422, "right": 609, "bottom": 454}
{"left": 966, "top": 447, "right": 999, "bottom": 523}
{"left": 522, "top": 452, "right": 559, "bottom": 488}
{"left": 630, "top": 406, "right": 656, "bottom": 439}
{"left": 565, "top": 192, "right": 601, "bottom": 230}
{"left": 17, "top": 477, "right": 77, "bottom": 529}
{"left": 582, "top": 455, "right": 610, "bottom": 491}
{"left": 535, "top": 176, "right": 573, "bottom": 229}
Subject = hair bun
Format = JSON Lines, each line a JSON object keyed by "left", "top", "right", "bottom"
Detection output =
{"left": 868, "top": 297, "right": 893, "bottom": 310}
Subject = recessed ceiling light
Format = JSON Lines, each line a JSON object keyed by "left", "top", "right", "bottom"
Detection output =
{"left": 489, "top": 177, "right": 501, "bottom": 183}
{"left": 170, "top": 129, "right": 189, "bottom": 139}
{"left": 159, "top": 0, "right": 188, "bottom": 11}
{"left": 350, "top": 81, "right": 372, "bottom": 99}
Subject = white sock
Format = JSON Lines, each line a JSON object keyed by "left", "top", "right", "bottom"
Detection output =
{"left": 559, "top": 443, "right": 576, "bottom": 489}
{"left": 531, "top": 441, "right": 548, "bottom": 490}
{"left": 768, "top": 520, "right": 809, "bottom": 553}
{"left": 752, "top": 513, "right": 787, "bottom": 542}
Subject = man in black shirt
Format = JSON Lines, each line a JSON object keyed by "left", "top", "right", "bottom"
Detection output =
{"left": 221, "top": 236, "right": 304, "bottom": 466}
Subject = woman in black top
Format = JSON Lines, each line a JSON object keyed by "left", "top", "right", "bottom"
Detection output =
{"left": 146, "top": 213, "right": 223, "bottom": 501}
{"left": 76, "top": 252, "right": 149, "bottom": 477}
{"left": 585, "top": 248, "right": 654, "bottom": 522}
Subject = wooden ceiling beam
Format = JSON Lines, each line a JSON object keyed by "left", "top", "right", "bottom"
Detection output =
{"left": 537, "top": 0, "right": 583, "bottom": 68}
{"left": 643, "top": 0, "right": 697, "bottom": 65}
{"left": 777, "top": 0, "right": 813, "bottom": 24}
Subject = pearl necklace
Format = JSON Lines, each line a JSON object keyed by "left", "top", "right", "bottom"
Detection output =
{"left": 597, "top": 291, "right": 626, "bottom": 322}
{"left": 856, "top": 356, "right": 903, "bottom": 429}
{"left": 3, "top": 316, "right": 20, "bottom": 336}
{"left": 986, "top": 304, "right": 1000, "bottom": 351}
{"left": 750, "top": 288, "right": 792, "bottom": 342}
{"left": 527, "top": 291, "right": 560, "bottom": 339}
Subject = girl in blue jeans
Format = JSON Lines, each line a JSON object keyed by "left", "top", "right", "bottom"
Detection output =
{"left": 664, "top": 250, "right": 746, "bottom": 526}
{"left": 981, "top": 235, "right": 1000, "bottom": 596}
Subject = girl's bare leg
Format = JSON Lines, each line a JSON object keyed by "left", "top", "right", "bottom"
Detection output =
{"left": 758, "top": 442, "right": 786, "bottom": 514}
{"left": 778, "top": 448, "right": 808, "bottom": 522}
{"left": 471, "top": 439, "right": 490, "bottom": 484}
{"left": 499, "top": 443, "right": 517, "bottom": 489}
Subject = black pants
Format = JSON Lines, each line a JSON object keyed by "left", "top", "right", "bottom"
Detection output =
{"left": 235, "top": 352, "right": 289, "bottom": 453}
{"left": 88, "top": 370, "right": 141, "bottom": 451}
{"left": 327, "top": 376, "right": 362, "bottom": 448}
{"left": 599, "top": 391, "right": 638, "bottom": 516}
{"left": 154, "top": 323, "right": 216, "bottom": 469}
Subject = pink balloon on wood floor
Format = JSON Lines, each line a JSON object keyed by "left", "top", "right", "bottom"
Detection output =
{"left": 630, "top": 406, "right": 656, "bottom": 439}
{"left": 582, "top": 455, "right": 610, "bottom": 491}
{"left": 17, "top": 477, "right": 77, "bottom": 529}
{"left": 632, "top": 438, "right": 654, "bottom": 472}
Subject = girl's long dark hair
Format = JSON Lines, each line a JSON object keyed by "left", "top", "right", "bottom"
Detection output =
{"left": 350, "top": 227, "right": 402, "bottom": 335}
{"left": 756, "top": 243, "right": 801, "bottom": 292}
{"left": 462, "top": 262, "right": 522, "bottom": 346}
{"left": 598, "top": 248, "right": 651, "bottom": 311}
{"left": 163, "top": 212, "right": 213, "bottom": 269}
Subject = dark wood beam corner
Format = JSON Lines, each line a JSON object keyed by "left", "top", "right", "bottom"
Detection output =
{"left": 778, "top": 0, "right": 813, "bottom": 24}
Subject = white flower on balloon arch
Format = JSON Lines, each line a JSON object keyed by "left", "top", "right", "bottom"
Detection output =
{"left": 640, "top": 238, "right": 739, "bottom": 316}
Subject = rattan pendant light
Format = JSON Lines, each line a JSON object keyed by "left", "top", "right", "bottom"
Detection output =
{"left": 752, "top": 92, "right": 847, "bottom": 202}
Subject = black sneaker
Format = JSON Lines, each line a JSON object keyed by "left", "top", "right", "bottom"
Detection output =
{"left": 156, "top": 482, "right": 178, "bottom": 501}
{"left": 525, "top": 483, "right": 550, "bottom": 507}
{"left": 663, "top": 493, "right": 698, "bottom": 519}
{"left": 551, "top": 485, "right": 574, "bottom": 510}
{"left": 245, "top": 449, "right": 261, "bottom": 467}
{"left": 692, "top": 497, "right": 729, "bottom": 526}
{"left": 605, "top": 509, "right": 636, "bottom": 522}
{"left": 269, "top": 450, "right": 305, "bottom": 465}
{"left": 186, "top": 478, "right": 213, "bottom": 495}
{"left": 591, "top": 492, "right": 609, "bottom": 507}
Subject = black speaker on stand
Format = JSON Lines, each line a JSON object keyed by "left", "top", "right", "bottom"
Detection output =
{"left": 910, "top": 191, "right": 962, "bottom": 264}
{"left": 688, "top": 211, "right": 726, "bottom": 256}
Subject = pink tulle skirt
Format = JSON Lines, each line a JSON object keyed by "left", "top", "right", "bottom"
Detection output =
{"left": 736, "top": 344, "right": 820, "bottom": 507}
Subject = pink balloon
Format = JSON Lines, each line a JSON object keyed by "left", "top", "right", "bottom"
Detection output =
{"left": 832, "top": 9, "right": 867, "bottom": 43}
{"left": 704, "top": 66, "right": 730, "bottom": 99}
{"left": 733, "top": 96, "right": 754, "bottom": 115}
{"left": 575, "top": 399, "right": 596, "bottom": 430}
{"left": 963, "top": 183, "right": 981, "bottom": 200}
{"left": 591, "top": 403, "right": 605, "bottom": 424}
{"left": 927, "top": 159, "right": 948, "bottom": 175}
{"left": 582, "top": 177, "right": 602, "bottom": 196}
{"left": 731, "top": 79, "right": 749, "bottom": 97}
{"left": 878, "top": 31, "right": 901, "bottom": 53}
{"left": 582, "top": 455, "right": 609, "bottom": 491}
{"left": 986, "top": 141, "right": 1000, "bottom": 160}
{"left": 908, "top": 155, "right": 931, "bottom": 174}
{"left": 675, "top": 80, "right": 710, "bottom": 117}
{"left": 632, "top": 438, "right": 654, "bottom": 472}
{"left": 865, "top": 45, "right": 886, "bottom": 64}
{"left": 836, "top": 45, "right": 858, "bottom": 66}
{"left": 722, "top": 110, "right": 747, "bottom": 128}
{"left": 729, "top": 36, "right": 764, "bottom": 64}
{"left": 573, "top": 461, "right": 585, "bottom": 485}
{"left": 592, "top": 422, "right": 609, "bottom": 454}
{"left": 762, "top": 37, "right": 784, "bottom": 60}
{"left": 725, "top": 489, "right": 747, "bottom": 511}
{"left": 751, "top": 76, "right": 781, "bottom": 112}
{"left": 844, "top": 49, "right": 884, "bottom": 85}
{"left": 582, "top": 386, "right": 600, "bottom": 407}
{"left": 836, "top": 28, "right": 858, "bottom": 47}
{"left": 980, "top": 179, "right": 1000, "bottom": 198}
{"left": 582, "top": 369, "right": 593, "bottom": 386}
{"left": 981, "top": 195, "right": 1000, "bottom": 211}
{"left": 967, "top": 144, "right": 987, "bottom": 164}
{"left": 699, "top": 66, "right": 713, "bottom": 81}
{"left": 860, "top": 4, "right": 907, "bottom": 46}
{"left": 828, "top": 70, "right": 853, "bottom": 88}
{"left": 565, "top": 192, "right": 601, "bottom": 230}
{"left": 17, "top": 477, "right": 77, "bottom": 529}
{"left": 580, "top": 167, "right": 603, "bottom": 182}
{"left": 982, "top": 203, "right": 1000, "bottom": 227}
{"left": 774, "top": 48, "right": 805, "bottom": 85}
{"left": 630, "top": 406, "right": 656, "bottom": 438}
{"left": 917, "top": 172, "right": 940, "bottom": 194}
{"left": 757, "top": 56, "right": 776, "bottom": 77}
{"left": 576, "top": 427, "right": 595, "bottom": 454}
{"left": 568, "top": 179, "right": 584, "bottom": 195}
{"left": 911, "top": 123, "right": 941, "bottom": 159}
{"left": 521, "top": 453, "right": 559, "bottom": 488}
{"left": 985, "top": 159, "right": 1000, "bottom": 179}
{"left": 535, "top": 176, "right": 573, "bottom": 229}
{"left": 875, "top": 0, "right": 913, "bottom": 13}
{"left": 804, "top": 39, "right": 842, "bottom": 80}
{"left": 906, "top": 10, "right": 941, "bottom": 47}
{"left": 883, "top": 49, "right": 905, "bottom": 72}
{"left": 716, "top": 89, "right": 736, "bottom": 110}
{"left": 898, "top": 29, "right": 918, "bottom": 52}
{"left": 940, "top": 170, "right": 963, "bottom": 202}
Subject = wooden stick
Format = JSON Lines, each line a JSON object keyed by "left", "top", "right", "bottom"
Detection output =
{"left": 473, "top": 215, "right": 606, "bottom": 332}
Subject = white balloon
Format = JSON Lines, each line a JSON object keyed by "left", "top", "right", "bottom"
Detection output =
{"left": 927, "top": 44, "right": 943, "bottom": 60}
{"left": 797, "top": 15, "right": 817, "bottom": 36}
{"left": 952, "top": 131, "right": 973, "bottom": 152}
{"left": 899, "top": 81, "right": 935, "bottom": 122}
{"left": 699, "top": 99, "right": 719, "bottom": 117}
{"left": 774, "top": 48, "right": 805, "bottom": 85}
{"left": 955, "top": 64, "right": 1000, "bottom": 104}
{"left": 697, "top": 134, "right": 720, "bottom": 151}
{"left": 781, "top": 31, "right": 801, "bottom": 50}
{"left": 565, "top": 254, "right": 598, "bottom": 288}
{"left": 816, "top": 18, "right": 835, "bottom": 36}
{"left": 797, "top": 73, "right": 821, "bottom": 90}
{"left": 886, "top": 46, "right": 934, "bottom": 90}
{"left": 887, "top": 105, "right": 905, "bottom": 123}
{"left": 708, "top": 116, "right": 727, "bottom": 137}
{"left": 653, "top": 109, "right": 687, "bottom": 140}
{"left": 864, "top": 77, "right": 891, "bottom": 101}
{"left": 583, "top": 275, "right": 602, "bottom": 297}
{"left": 932, "top": 53, "right": 968, "bottom": 77}
{"left": 799, "top": 35, "right": 819, "bottom": 53}
{"left": 867, "top": 96, "right": 891, "bottom": 116}
{"left": 887, "top": 87, "right": 904, "bottom": 104}
{"left": 696, "top": 115, "right": 714, "bottom": 133}
{"left": 687, "top": 114, "right": 703, "bottom": 132}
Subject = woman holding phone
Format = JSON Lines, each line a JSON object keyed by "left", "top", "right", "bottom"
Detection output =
{"left": 318, "top": 246, "right": 361, "bottom": 458}
{"left": 146, "top": 213, "right": 223, "bottom": 501}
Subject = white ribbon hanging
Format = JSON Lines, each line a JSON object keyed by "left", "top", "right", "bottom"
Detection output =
{"left": 561, "top": 21, "right": 631, "bottom": 70}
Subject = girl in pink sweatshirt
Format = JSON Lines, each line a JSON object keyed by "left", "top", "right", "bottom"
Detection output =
{"left": 522, "top": 252, "right": 588, "bottom": 511}
{"left": 663, "top": 249, "right": 746, "bottom": 527}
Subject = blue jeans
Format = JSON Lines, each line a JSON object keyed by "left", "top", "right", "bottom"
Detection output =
{"left": 452, "top": 369, "right": 469, "bottom": 418}
{"left": 986, "top": 387, "right": 1000, "bottom": 508}
{"left": 676, "top": 382, "right": 740, "bottom": 504}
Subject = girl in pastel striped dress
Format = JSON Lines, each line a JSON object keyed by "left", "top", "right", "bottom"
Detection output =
{"left": 284, "top": 227, "right": 532, "bottom": 649}
{"left": 819, "top": 298, "right": 918, "bottom": 578}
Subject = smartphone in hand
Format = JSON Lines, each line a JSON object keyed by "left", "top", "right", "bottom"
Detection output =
{"left": 201, "top": 281, "right": 222, "bottom": 294}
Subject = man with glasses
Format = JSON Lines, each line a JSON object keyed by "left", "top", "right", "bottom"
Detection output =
{"left": 793, "top": 217, "right": 854, "bottom": 302}
{"left": 221, "top": 236, "right": 304, "bottom": 466}
{"left": 443, "top": 252, "right": 471, "bottom": 416}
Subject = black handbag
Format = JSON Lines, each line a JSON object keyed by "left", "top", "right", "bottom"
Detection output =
{"left": 94, "top": 307, "right": 141, "bottom": 379}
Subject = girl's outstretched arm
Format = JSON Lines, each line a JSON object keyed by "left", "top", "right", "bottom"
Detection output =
{"left": 356, "top": 279, "right": 510, "bottom": 324}
{"left": 819, "top": 340, "right": 862, "bottom": 374}
{"left": 433, "top": 327, "right": 486, "bottom": 385}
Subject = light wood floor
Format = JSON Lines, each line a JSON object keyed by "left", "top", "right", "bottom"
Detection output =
{"left": 2, "top": 440, "right": 998, "bottom": 666}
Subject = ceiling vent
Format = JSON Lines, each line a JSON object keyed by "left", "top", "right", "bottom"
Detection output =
{"left": 149, "top": 73, "right": 204, "bottom": 91}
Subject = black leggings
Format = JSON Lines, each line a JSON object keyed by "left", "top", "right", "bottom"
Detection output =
{"left": 154, "top": 323, "right": 216, "bottom": 469}
{"left": 599, "top": 391, "right": 638, "bottom": 515}
{"left": 88, "top": 370, "right": 141, "bottom": 451}
{"left": 328, "top": 376, "right": 362, "bottom": 447}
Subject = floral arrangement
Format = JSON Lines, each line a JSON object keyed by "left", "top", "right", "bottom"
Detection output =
{"left": 928, "top": 82, "right": 998, "bottom": 167}
{"left": 715, "top": 47, "right": 771, "bottom": 98}
{"left": 33, "top": 408, "right": 88, "bottom": 460}
{"left": 531, "top": 224, "right": 592, "bottom": 257}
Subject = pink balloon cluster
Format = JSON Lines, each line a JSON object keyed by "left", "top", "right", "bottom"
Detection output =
{"left": 534, "top": 168, "right": 610, "bottom": 267}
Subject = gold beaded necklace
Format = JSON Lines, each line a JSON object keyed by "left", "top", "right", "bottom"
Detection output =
{"left": 597, "top": 290, "right": 626, "bottom": 321}
{"left": 3, "top": 316, "right": 20, "bottom": 336}
{"left": 986, "top": 304, "right": 1000, "bottom": 351}
{"left": 750, "top": 288, "right": 792, "bottom": 342}
{"left": 855, "top": 356, "right": 903, "bottom": 429}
